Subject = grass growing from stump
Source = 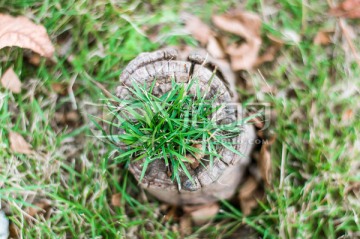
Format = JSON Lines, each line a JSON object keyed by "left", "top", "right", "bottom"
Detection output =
{"left": 0, "top": 0, "right": 359, "bottom": 238}
{"left": 99, "top": 79, "right": 247, "bottom": 187}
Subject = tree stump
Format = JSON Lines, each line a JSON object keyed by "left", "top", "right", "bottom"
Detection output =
{"left": 116, "top": 48, "right": 256, "bottom": 205}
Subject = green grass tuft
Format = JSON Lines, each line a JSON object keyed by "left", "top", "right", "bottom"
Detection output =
{"left": 98, "top": 78, "right": 247, "bottom": 186}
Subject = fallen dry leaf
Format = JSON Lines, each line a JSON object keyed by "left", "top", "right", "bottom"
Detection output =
{"left": 182, "top": 13, "right": 213, "bottom": 46}
{"left": 212, "top": 10, "right": 262, "bottom": 71}
{"left": 206, "top": 36, "right": 226, "bottom": 58}
{"left": 212, "top": 11, "right": 261, "bottom": 41}
{"left": 26, "top": 199, "right": 52, "bottom": 220}
{"left": 238, "top": 176, "right": 259, "bottom": 216}
{"left": 8, "top": 222, "right": 19, "bottom": 239}
{"left": 111, "top": 193, "right": 122, "bottom": 207}
{"left": 330, "top": 0, "right": 360, "bottom": 19}
{"left": 248, "top": 114, "right": 265, "bottom": 129}
{"left": 51, "top": 82, "right": 68, "bottom": 95}
{"left": 255, "top": 37, "right": 283, "bottom": 66}
{"left": 54, "top": 110, "right": 81, "bottom": 126}
{"left": 183, "top": 10, "right": 278, "bottom": 71}
{"left": 314, "top": 30, "right": 332, "bottom": 45}
{"left": 9, "top": 131, "right": 33, "bottom": 154}
{"left": 65, "top": 111, "right": 80, "bottom": 123}
{"left": 28, "top": 53, "right": 42, "bottom": 66}
{"left": 227, "top": 39, "right": 262, "bottom": 71}
{"left": 179, "top": 214, "right": 192, "bottom": 237}
{"left": 342, "top": 108, "right": 354, "bottom": 121}
{"left": 164, "top": 206, "right": 178, "bottom": 221}
{"left": 239, "top": 176, "right": 258, "bottom": 200}
{"left": 184, "top": 203, "right": 219, "bottom": 225}
{"left": 186, "top": 144, "right": 204, "bottom": 169}
{"left": 0, "top": 14, "right": 54, "bottom": 57}
{"left": 258, "top": 143, "right": 272, "bottom": 186}
{"left": 1, "top": 67, "right": 21, "bottom": 94}
{"left": 192, "top": 144, "right": 204, "bottom": 160}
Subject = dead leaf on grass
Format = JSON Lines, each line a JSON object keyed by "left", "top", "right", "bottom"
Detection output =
{"left": 0, "top": 14, "right": 54, "bottom": 57}
{"left": 51, "top": 82, "right": 68, "bottom": 95}
{"left": 342, "top": 108, "right": 354, "bottom": 121}
{"left": 314, "top": 30, "right": 333, "bottom": 45}
{"left": 255, "top": 37, "right": 283, "bottom": 66}
{"left": 212, "top": 11, "right": 261, "bottom": 40}
{"left": 212, "top": 10, "right": 262, "bottom": 70}
{"left": 164, "top": 206, "right": 178, "bottom": 221}
{"left": 227, "top": 39, "right": 262, "bottom": 70}
{"left": 179, "top": 214, "right": 192, "bottom": 237}
{"left": 111, "top": 193, "right": 122, "bottom": 207}
{"left": 238, "top": 176, "right": 260, "bottom": 216}
{"left": 183, "top": 203, "right": 219, "bottom": 225}
{"left": 1, "top": 67, "right": 21, "bottom": 93}
{"left": 9, "top": 131, "right": 33, "bottom": 155}
{"left": 8, "top": 222, "right": 19, "bottom": 239}
{"left": 258, "top": 139, "right": 274, "bottom": 186}
{"left": 206, "top": 36, "right": 226, "bottom": 58}
{"left": 330, "top": 0, "right": 360, "bottom": 19}
{"left": 26, "top": 199, "right": 52, "bottom": 220}
{"left": 54, "top": 110, "right": 80, "bottom": 126}
{"left": 182, "top": 13, "right": 213, "bottom": 46}
{"left": 27, "top": 53, "right": 42, "bottom": 66}
{"left": 186, "top": 144, "right": 204, "bottom": 169}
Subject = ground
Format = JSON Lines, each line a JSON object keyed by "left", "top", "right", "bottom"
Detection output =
{"left": 1, "top": 0, "right": 360, "bottom": 238}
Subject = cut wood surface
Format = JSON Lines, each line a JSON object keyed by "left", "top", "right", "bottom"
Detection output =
{"left": 117, "top": 49, "right": 256, "bottom": 205}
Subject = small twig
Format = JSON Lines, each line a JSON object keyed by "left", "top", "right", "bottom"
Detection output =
{"left": 89, "top": 78, "right": 114, "bottom": 98}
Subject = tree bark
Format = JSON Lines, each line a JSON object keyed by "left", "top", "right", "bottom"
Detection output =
{"left": 116, "top": 48, "right": 256, "bottom": 205}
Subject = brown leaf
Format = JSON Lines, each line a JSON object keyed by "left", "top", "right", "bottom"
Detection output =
{"left": 342, "top": 109, "right": 354, "bottom": 121}
{"left": 255, "top": 38, "right": 283, "bottom": 66}
{"left": 212, "top": 10, "right": 262, "bottom": 70}
{"left": 238, "top": 176, "right": 260, "bottom": 216}
{"left": 212, "top": 10, "right": 261, "bottom": 40}
{"left": 239, "top": 176, "right": 258, "bottom": 199}
{"left": 179, "top": 214, "right": 192, "bottom": 237}
{"left": 185, "top": 203, "right": 219, "bottom": 225}
{"left": 314, "top": 30, "right": 332, "bottom": 45}
{"left": 65, "top": 111, "right": 80, "bottom": 123}
{"left": 0, "top": 14, "right": 54, "bottom": 57}
{"left": 230, "top": 39, "right": 261, "bottom": 71}
{"left": 26, "top": 199, "right": 51, "bottom": 219}
{"left": 249, "top": 116, "right": 265, "bottom": 129}
{"left": 259, "top": 143, "right": 272, "bottom": 185}
{"left": 27, "top": 53, "right": 42, "bottom": 66}
{"left": 111, "top": 193, "right": 122, "bottom": 207}
{"left": 188, "top": 155, "right": 199, "bottom": 169}
{"left": 182, "top": 13, "right": 213, "bottom": 45}
{"left": 1, "top": 67, "right": 21, "bottom": 93}
{"left": 54, "top": 110, "right": 80, "bottom": 126}
{"left": 51, "top": 82, "right": 68, "bottom": 95}
{"left": 330, "top": 0, "right": 360, "bottom": 19}
{"left": 9, "top": 131, "right": 33, "bottom": 154}
{"left": 164, "top": 206, "right": 177, "bottom": 221}
{"left": 9, "top": 222, "right": 19, "bottom": 239}
{"left": 192, "top": 144, "right": 204, "bottom": 160}
{"left": 186, "top": 144, "right": 204, "bottom": 169}
{"left": 206, "top": 36, "right": 226, "bottom": 58}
